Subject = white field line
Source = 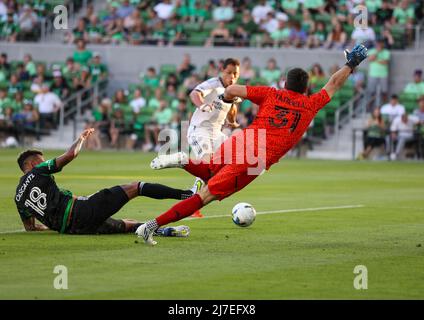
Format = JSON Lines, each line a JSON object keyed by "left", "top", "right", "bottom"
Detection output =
{"left": 0, "top": 205, "right": 364, "bottom": 234}
{"left": 185, "top": 204, "right": 365, "bottom": 221}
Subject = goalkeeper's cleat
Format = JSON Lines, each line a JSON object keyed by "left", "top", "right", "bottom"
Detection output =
{"left": 150, "top": 152, "right": 188, "bottom": 170}
{"left": 135, "top": 224, "right": 157, "bottom": 246}
{"left": 156, "top": 225, "right": 191, "bottom": 237}
{"left": 191, "top": 210, "right": 204, "bottom": 218}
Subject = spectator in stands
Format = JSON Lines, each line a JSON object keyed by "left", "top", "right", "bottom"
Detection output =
{"left": 309, "top": 63, "right": 326, "bottom": 91}
{"left": 35, "top": 63, "right": 51, "bottom": 82}
{"left": 51, "top": 70, "right": 70, "bottom": 100}
{"left": 260, "top": 58, "right": 281, "bottom": 86}
{"left": 260, "top": 11, "right": 279, "bottom": 36}
{"left": 130, "top": 88, "right": 146, "bottom": 115}
{"left": 207, "top": 21, "right": 232, "bottom": 47}
{"left": 381, "top": 24, "right": 395, "bottom": 49}
{"left": 269, "top": 19, "right": 291, "bottom": 47}
{"left": 239, "top": 10, "right": 258, "bottom": 35}
{"left": 351, "top": 24, "right": 376, "bottom": 48}
{"left": 0, "top": 88, "right": 10, "bottom": 113}
{"left": 89, "top": 52, "right": 108, "bottom": 84}
{"left": 13, "top": 99, "right": 39, "bottom": 140}
{"left": 375, "top": 0, "right": 393, "bottom": 25}
{"left": 303, "top": 0, "right": 327, "bottom": 15}
{"left": 73, "top": 65, "right": 92, "bottom": 91}
{"left": 0, "top": 1, "right": 7, "bottom": 21}
{"left": 413, "top": 97, "right": 424, "bottom": 124}
{"left": 107, "top": 18, "right": 126, "bottom": 45}
{"left": 390, "top": 113, "right": 419, "bottom": 160}
{"left": 239, "top": 57, "right": 256, "bottom": 82}
{"left": 154, "top": 0, "right": 175, "bottom": 20}
{"left": 109, "top": 108, "right": 132, "bottom": 149}
{"left": 1, "top": 11, "right": 19, "bottom": 42}
{"left": 8, "top": 74, "right": 23, "bottom": 96}
{"left": 18, "top": 4, "right": 38, "bottom": 41}
{"left": 117, "top": 0, "right": 135, "bottom": 19}
{"left": 404, "top": 69, "right": 424, "bottom": 99}
{"left": 73, "top": 39, "right": 93, "bottom": 66}
{"left": 87, "top": 15, "right": 106, "bottom": 44}
{"left": 147, "top": 88, "right": 163, "bottom": 110}
{"left": 92, "top": 98, "right": 112, "bottom": 145}
{"left": 0, "top": 53, "right": 10, "bottom": 73}
{"left": 252, "top": 0, "right": 273, "bottom": 24}
{"left": 142, "top": 67, "right": 160, "bottom": 89}
{"left": 393, "top": 0, "right": 415, "bottom": 43}
{"left": 11, "top": 91, "right": 24, "bottom": 113}
{"left": 62, "top": 57, "right": 79, "bottom": 83}
{"left": 182, "top": 73, "right": 201, "bottom": 95}
{"left": 16, "top": 63, "right": 30, "bottom": 82}
{"left": 367, "top": 39, "right": 390, "bottom": 107}
{"left": 212, "top": 0, "right": 234, "bottom": 22}
{"left": 202, "top": 60, "right": 219, "bottom": 80}
{"left": 282, "top": 0, "right": 300, "bottom": 16}
{"left": 23, "top": 54, "right": 36, "bottom": 78}
{"left": 102, "top": 3, "right": 120, "bottom": 28}
{"left": 144, "top": 99, "right": 173, "bottom": 152}
{"left": 381, "top": 94, "right": 405, "bottom": 125}
{"left": 306, "top": 21, "right": 327, "bottom": 48}
{"left": 178, "top": 54, "right": 196, "bottom": 81}
{"left": 165, "top": 72, "right": 180, "bottom": 88}
{"left": 358, "top": 107, "right": 386, "bottom": 160}
{"left": 233, "top": 25, "right": 250, "bottom": 47}
{"left": 128, "top": 20, "right": 146, "bottom": 45}
{"left": 65, "top": 18, "right": 88, "bottom": 44}
{"left": 289, "top": 20, "right": 307, "bottom": 48}
{"left": 30, "top": 75, "right": 44, "bottom": 94}
{"left": 34, "top": 83, "right": 62, "bottom": 130}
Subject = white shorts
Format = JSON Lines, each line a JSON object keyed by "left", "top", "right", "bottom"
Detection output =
{"left": 187, "top": 125, "right": 228, "bottom": 159}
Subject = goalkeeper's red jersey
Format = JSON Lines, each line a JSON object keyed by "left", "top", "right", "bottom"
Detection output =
{"left": 244, "top": 85, "right": 331, "bottom": 169}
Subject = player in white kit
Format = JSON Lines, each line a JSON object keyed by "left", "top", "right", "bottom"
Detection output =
{"left": 187, "top": 58, "right": 241, "bottom": 217}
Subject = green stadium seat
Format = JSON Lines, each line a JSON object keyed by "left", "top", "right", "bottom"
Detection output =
{"left": 160, "top": 64, "right": 177, "bottom": 76}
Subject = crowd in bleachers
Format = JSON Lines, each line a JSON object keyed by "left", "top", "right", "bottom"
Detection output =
{"left": 0, "top": 0, "right": 89, "bottom": 42}
{"left": 81, "top": 54, "right": 368, "bottom": 151}
{"left": 359, "top": 68, "right": 424, "bottom": 160}
{"left": 61, "top": 0, "right": 423, "bottom": 49}
{"left": 0, "top": 43, "right": 108, "bottom": 146}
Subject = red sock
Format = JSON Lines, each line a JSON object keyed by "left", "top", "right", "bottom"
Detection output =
{"left": 184, "top": 160, "right": 212, "bottom": 182}
{"left": 155, "top": 194, "right": 204, "bottom": 226}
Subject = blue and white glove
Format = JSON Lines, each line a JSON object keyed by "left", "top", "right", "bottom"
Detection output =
{"left": 344, "top": 44, "right": 368, "bottom": 71}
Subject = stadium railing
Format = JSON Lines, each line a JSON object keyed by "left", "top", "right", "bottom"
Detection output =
{"left": 58, "top": 78, "right": 107, "bottom": 140}
{"left": 351, "top": 128, "right": 424, "bottom": 161}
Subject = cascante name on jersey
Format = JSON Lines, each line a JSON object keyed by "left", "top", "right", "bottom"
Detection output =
{"left": 15, "top": 173, "right": 35, "bottom": 202}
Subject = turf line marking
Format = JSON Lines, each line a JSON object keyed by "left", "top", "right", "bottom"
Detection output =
{"left": 0, "top": 205, "right": 364, "bottom": 234}
{"left": 0, "top": 229, "right": 25, "bottom": 234}
{"left": 186, "top": 204, "right": 365, "bottom": 221}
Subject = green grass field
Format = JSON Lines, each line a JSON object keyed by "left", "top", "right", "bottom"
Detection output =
{"left": 0, "top": 149, "right": 423, "bottom": 299}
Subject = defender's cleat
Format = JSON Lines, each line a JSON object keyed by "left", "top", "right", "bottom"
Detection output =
{"left": 150, "top": 152, "right": 188, "bottom": 170}
{"left": 135, "top": 224, "right": 157, "bottom": 245}
{"left": 156, "top": 225, "right": 191, "bottom": 237}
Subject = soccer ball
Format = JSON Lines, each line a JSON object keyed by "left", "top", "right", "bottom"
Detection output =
{"left": 231, "top": 202, "right": 256, "bottom": 227}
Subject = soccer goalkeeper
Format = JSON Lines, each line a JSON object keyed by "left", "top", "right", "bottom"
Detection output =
{"left": 14, "top": 128, "right": 197, "bottom": 236}
{"left": 137, "top": 44, "right": 368, "bottom": 245}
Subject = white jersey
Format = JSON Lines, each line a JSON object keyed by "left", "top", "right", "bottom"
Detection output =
{"left": 189, "top": 77, "right": 240, "bottom": 132}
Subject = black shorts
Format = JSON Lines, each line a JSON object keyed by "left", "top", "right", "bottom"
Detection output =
{"left": 365, "top": 137, "right": 385, "bottom": 149}
{"left": 67, "top": 186, "right": 130, "bottom": 234}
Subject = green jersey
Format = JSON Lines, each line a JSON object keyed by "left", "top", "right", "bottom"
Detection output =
{"left": 15, "top": 158, "right": 73, "bottom": 233}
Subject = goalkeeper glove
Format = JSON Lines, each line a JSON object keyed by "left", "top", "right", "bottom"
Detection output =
{"left": 344, "top": 44, "right": 368, "bottom": 71}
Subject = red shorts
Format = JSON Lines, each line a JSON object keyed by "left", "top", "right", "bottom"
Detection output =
{"left": 206, "top": 130, "right": 267, "bottom": 201}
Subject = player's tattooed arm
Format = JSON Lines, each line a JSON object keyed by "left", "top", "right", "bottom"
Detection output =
{"left": 22, "top": 216, "right": 49, "bottom": 232}
{"left": 55, "top": 128, "right": 94, "bottom": 169}
{"left": 223, "top": 84, "right": 247, "bottom": 101}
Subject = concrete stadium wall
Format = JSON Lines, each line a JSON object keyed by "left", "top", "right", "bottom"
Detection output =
{"left": 1, "top": 42, "right": 423, "bottom": 95}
